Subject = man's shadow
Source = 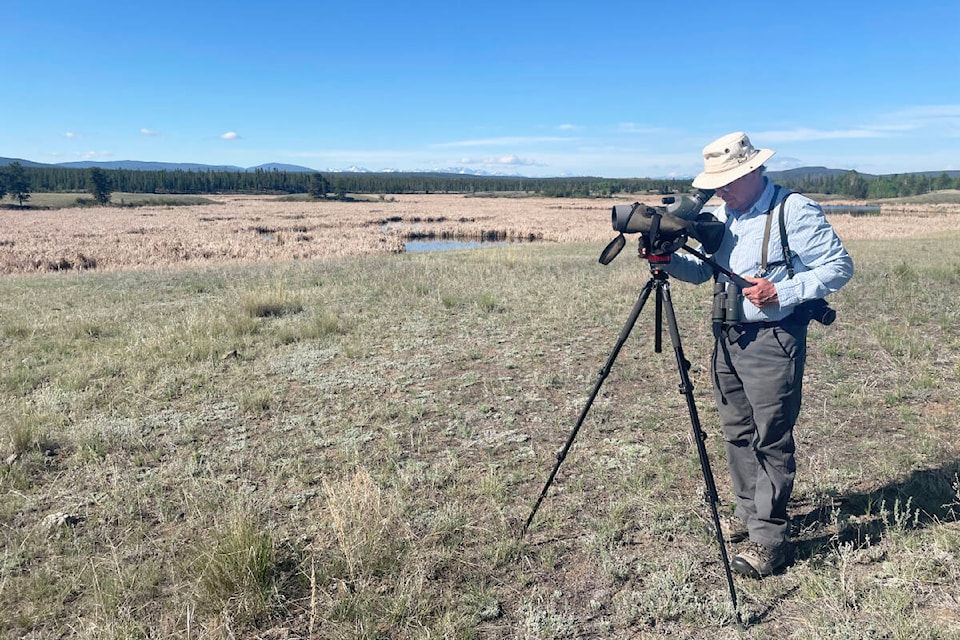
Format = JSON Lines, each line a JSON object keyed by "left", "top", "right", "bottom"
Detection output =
{"left": 791, "top": 459, "right": 960, "bottom": 558}
{"left": 744, "top": 461, "right": 959, "bottom": 625}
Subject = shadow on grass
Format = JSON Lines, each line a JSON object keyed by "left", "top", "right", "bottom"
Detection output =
{"left": 737, "top": 462, "right": 960, "bottom": 626}
{"left": 792, "top": 459, "right": 960, "bottom": 559}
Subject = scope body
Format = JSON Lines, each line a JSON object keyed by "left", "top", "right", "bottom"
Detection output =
{"left": 611, "top": 190, "right": 714, "bottom": 235}
{"left": 609, "top": 189, "right": 724, "bottom": 257}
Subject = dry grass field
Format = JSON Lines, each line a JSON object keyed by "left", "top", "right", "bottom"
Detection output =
{"left": 2, "top": 192, "right": 960, "bottom": 639}
{"left": 3, "top": 193, "right": 960, "bottom": 275}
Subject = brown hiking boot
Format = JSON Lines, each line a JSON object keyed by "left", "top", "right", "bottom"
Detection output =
{"left": 731, "top": 542, "right": 790, "bottom": 579}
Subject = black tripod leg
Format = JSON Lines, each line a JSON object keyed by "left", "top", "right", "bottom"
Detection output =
{"left": 654, "top": 282, "right": 663, "bottom": 353}
{"left": 520, "top": 277, "right": 657, "bottom": 539}
{"left": 660, "top": 281, "right": 744, "bottom": 628}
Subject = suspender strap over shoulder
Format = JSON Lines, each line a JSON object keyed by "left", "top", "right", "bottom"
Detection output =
{"left": 760, "top": 187, "right": 796, "bottom": 279}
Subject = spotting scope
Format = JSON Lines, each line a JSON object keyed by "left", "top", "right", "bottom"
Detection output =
{"left": 600, "top": 189, "right": 724, "bottom": 264}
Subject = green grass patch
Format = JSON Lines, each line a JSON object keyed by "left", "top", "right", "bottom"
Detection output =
{"left": 1, "top": 191, "right": 219, "bottom": 209}
{"left": 1, "top": 236, "right": 959, "bottom": 637}
{"left": 194, "top": 509, "right": 282, "bottom": 625}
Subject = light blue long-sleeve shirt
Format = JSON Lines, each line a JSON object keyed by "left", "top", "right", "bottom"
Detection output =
{"left": 664, "top": 177, "right": 854, "bottom": 323}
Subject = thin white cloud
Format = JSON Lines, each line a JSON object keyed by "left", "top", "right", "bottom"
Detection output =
{"left": 885, "top": 104, "right": 960, "bottom": 119}
{"left": 488, "top": 155, "right": 538, "bottom": 167}
{"left": 757, "top": 105, "right": 960, "bottom": 145}
{"left": 756, "top": 128, "right": 888, "bottom": 143}
{"left": 556, "top": 123, "right": 580, "bottom": 131}
{"left": 617, "top": 123, "right": 670, "bottom": 135}
{"left": 47, "top": 150, "right": 113, "bottom": 162}
{"left": 64, "top": 132, "right": 78, "bottom": 138}
{"left": 874, "top": 104, "right": 960, "bottom": 137}
{"left": 449, "top": 155, "right": 540, "bottom": 168}
{"left": 71, "top": 151, "right": 112, "bottom": 160}
{"left": 433, "top": 136, "right": 571, "bottom": 148}
{"left": 220, "top": 131, "right": 241, "bottom": 140}
{"left": 290, "top": 149, "right": 425, "bottom": 163}
{"left": 140, "top": 128, "right": 160, "bottom": 136}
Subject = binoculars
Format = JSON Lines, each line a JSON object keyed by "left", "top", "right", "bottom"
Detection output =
{"left": 713, "top": 281, "right": 836, "bottom": 327}
{"left": 712, "top": 281, "right": 742, "bottom": 326}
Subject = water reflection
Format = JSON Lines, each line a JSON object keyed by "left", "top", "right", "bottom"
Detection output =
{"left": 405, "top": 239, "right": 513, "bottom": 253}
{"left": 823, "top": 205, "right": 881, "bottom": 216}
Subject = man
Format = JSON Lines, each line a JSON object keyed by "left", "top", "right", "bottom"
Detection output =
{"left": 663, "top": 132, "right": 854, "bottom": 578}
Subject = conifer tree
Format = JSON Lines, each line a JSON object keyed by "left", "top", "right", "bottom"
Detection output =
{"left": 87, "top": 167, "right": 113, "bottom": 205}
{"left": 5, "top": 162, "right": 30, "bottom": 206}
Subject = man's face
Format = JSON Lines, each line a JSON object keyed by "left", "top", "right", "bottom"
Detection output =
{"left": 716, "top": 168, "right": 765, "bottom": 212}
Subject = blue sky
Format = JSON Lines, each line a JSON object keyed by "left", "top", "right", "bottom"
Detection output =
{"left": 4, "top": 0, "right": 959, "bottom": 178}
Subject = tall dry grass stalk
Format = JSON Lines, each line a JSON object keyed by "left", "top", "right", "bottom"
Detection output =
{"left": 321, "top": 468, "right": 409, "bottom": 584}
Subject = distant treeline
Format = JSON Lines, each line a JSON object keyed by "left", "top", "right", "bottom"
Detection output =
{"left": 12, "top": 165, "right": 960, "bottom": 199}
{"left": 17, "top": 165, "right": 687, "bottom": 198}
{"left": 779, "top": 170, "right": 960, "bottom": 199}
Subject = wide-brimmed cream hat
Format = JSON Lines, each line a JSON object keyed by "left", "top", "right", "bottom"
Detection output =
{"left": 692, "top": 132, "right": 775, "bottom": 189}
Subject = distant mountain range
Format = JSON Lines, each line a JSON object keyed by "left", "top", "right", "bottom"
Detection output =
{"left": 0, "top": 157, "right": 522, "bottom": 177}
{"left": 1, "top": 157, "right": 958, "bottom": 180}
{"left": 768, "top": 166, "right": 960, "bottom": 180}
{"left": 768, "top": 166, "right": 850, "bottom": 180}
{"left": 0, "top": 158, "right": 317, "bottom": 173}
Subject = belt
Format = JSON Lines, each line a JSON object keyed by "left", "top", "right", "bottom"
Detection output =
{"left": 720, "top": 314, "right": 800, "bottom": 343}
{"left": 731, "top": 319, "right": 785, "bottom": 330}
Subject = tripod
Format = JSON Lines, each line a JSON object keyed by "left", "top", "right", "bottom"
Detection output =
{"left": 520, "top": 256, "right": 744, "bottom": 628}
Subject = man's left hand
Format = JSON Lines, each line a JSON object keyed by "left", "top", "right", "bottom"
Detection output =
{"left": 743, "top": 277, "right": 779, "bottom": 308}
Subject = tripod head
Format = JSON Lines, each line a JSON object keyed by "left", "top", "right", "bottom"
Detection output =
{"left": 642, "top": 249, "right": 673, "bottom": 278}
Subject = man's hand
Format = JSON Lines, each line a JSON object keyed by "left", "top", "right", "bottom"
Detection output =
{"left": 743, "top": 277, "right": 779, "bottom": 308}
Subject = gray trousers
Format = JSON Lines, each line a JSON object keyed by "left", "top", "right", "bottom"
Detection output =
{"left": 713, "top": 320, "right": 806, "bottom": 548}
